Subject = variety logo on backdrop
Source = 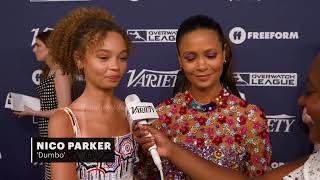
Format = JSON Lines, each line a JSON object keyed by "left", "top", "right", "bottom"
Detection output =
{"left": 127, "top": 69, "right": 179, "bottom": 87}
{"left": 234, "top": 72, "right": 297, "bottom": 87}
{"left": 127, "top": 29, "right": 177, "bottom": 43}
{"left": 266, "top": 114, "right": 296, "bottom": 133}
{"left": 229, "top": 27, "right": 299, "bottom": 44}
{"left": 31, "top": 28, "right": 53, "bottom": 46}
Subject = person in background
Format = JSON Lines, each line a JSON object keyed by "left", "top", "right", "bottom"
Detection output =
{"left": 302, "top": 107, "right": 320, "bottom": 151}
{"left": 13, "top": 30, "right": 72, "bottom": 180}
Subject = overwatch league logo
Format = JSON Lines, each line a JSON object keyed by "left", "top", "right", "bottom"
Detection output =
{"left": 127, "top": 29, "right": 177, "bottom": 43}
{"left": 266, "top": 114, "right": 295, "bottom": 133}
{"left": 229, "top": 27, "right": 299, "bottom": 44}
{"left": 234, "top": 72, "right": 297, "bottom": 87}
{"left": 127, "top": 69, "right": 179, "bottom": 87}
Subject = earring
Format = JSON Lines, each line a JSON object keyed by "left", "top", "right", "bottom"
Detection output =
{"left": 224, "top": 59, "right": 227, "bottom": 64}
{"left": 76, "top": 68, "right": 84, "bottom": 81}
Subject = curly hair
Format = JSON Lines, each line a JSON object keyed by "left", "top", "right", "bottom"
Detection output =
{"left": 47, "top": 7, "right": 131, "bottom": 76}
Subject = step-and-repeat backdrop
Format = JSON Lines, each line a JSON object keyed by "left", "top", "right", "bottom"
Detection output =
{"left": 1, "top": 0, "right": 320, "bottom": 179}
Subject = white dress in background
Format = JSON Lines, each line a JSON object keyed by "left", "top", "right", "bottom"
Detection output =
{"left": 283, "top": 151, "right": 320, "bottom": 180}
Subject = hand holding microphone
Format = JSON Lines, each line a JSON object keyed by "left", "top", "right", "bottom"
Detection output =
{"left": 125, "top": 94, "right": 164, "bottom": 180}
{"left": 135, "top": 124, "right": 175, "bottom": 159}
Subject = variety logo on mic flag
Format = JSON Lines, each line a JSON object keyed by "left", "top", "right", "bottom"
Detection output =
{"left": 31, "top": 138, "right": 115, "bottom": 162}
{"left": 126, "top": 102, "right": 159, "bottom": 121}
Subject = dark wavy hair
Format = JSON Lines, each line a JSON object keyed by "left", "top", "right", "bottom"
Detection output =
{"left": 174, "top": 15, "right": 241, "bottom": 98}
{"left": 35, "top": 30, "right": 52, "bottom": 80}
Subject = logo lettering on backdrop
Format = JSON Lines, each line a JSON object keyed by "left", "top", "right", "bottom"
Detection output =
{"left": 234, "top": 72, "right": 297, "bottom": 87}
{"left": 239, "top": 91, "right": 246, "bottom": 100}
{"left": 32, "top": 69, "right": 43, "bottom": 86}
{"left": 271, "top": 162, "right": 285, "bottom": 169}
{"left": 228, "top": 0, "right": 262, "bottom": 2}
{"left": 30, "top": 0, "right": 91, "bottom": 2}
{"left": 266, "top": 114, "right": 296, "bottom": 133}
{"left": 0, "top": 152, "right": 2, "bottom": 160}
{"left": 127, "top": 29, "right": 177, "bottom": 43}
{"left": 229, "top": 27, "right": 299, "bottom": 44}
{"left": 31, "top": 28, "right": 53, "bottom": 46}
{"left": 127, "top": 69, "right": 179, "bottom": 87}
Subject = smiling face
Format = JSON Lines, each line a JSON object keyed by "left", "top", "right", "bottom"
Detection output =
{"left": 79, "top": 31, "right": 129, "bottom": 90}
{"left": 178, "top": 28, "right": 225, "bottom": 91}
{"left": 298, "top": 56, "right": 320, "bottom": 143}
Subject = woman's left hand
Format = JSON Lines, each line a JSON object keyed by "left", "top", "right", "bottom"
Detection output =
{"left": 13, "top": 106, "right": 35, "bottom": 118}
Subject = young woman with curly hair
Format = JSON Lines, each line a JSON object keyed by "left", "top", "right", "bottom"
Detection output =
{"left": 48, "top": 7, "right": 137, "bottom": 180}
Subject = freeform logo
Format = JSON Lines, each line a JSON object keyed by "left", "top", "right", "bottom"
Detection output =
{"left": 127, "top": 29, "right": 177, "bottom": 43}
{"left": 234, "top": 72, "right": 297, "bottom": 87}
{"left": 127, "top": 69, "right": 179, "bottom": 87}
{"left": 32, "top": 69, "right": 43, "bottom": 85}
{"left": 266, "top": 114, "right": 296, "bottom": 133}
{"left": 271, "top": 162, "right": 285, "bottom": 169}
{"left": 229, "top": 27, "right": 299, "bottom": 44}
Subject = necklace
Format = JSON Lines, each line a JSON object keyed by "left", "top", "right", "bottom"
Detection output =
{"left": 187, "top": 88, "right": 228, "bottom": 112}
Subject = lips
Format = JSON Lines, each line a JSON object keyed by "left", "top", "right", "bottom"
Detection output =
{"left": 195, "top": 74, "right": 212, "bottom": 81}
{"left": 105, "top": 75, "right": 121, "bottom": 82}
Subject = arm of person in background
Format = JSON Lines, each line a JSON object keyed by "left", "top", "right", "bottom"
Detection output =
{"left": 14, "top": 69, "right": 72, "bottom": 118}
{"left": 134, "top": 124, "right": 247, "bottom": 180}
{"left": 48, "top": 110, "right": 78, "bottom": 180}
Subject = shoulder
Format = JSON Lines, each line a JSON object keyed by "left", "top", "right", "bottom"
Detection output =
{"left": 48, "top": 108, "right": 75, "bottom": 137}
{"left": 156, "top": 92, "right": 185, "bottom": 110}
{"left": 228, "top": 93, "right": 266, "bottom": 120}
{"left": 113, "top": 97, "right": 126, "bottom": 113}
{"left": 54, "top": 68, "right": 71, "bottom": 80}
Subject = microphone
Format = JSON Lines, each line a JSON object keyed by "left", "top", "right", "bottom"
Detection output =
{"left": 125, "top": 94, "right": 164, "bottom": 180}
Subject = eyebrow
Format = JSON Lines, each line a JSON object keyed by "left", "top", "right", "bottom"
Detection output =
{"left": 96, "top": 49, "right": 128, "bottom": 55}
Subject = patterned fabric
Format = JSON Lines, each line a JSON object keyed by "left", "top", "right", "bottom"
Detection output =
{"left": 283, "top": 151, "right": 320, "bottom": 180}
{"left": 63, "top": 107, "right": 137, "bottom": 180}
{"left": 36, "top": 74, "right": 58, "bottom": 180}
{"left": 152, "top": 88, "right": 272, "bottom": 179}
{"left": 36, "top": 74, "right": 58, "bottom": 137}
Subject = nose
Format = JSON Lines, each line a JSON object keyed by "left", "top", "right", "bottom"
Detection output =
{"left": 109, "top": 58, "right": 120, "bottom": 71}
{"left": 196, "top": 57, "right": 208, "bottom": 71}
{"left": 32, "top": 46, "right": 36, "bottom": 53}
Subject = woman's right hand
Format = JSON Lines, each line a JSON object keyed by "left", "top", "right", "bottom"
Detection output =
{"left": 133, "top": 124, "right": 174, "bottom": 158}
